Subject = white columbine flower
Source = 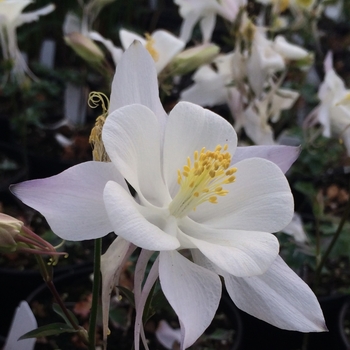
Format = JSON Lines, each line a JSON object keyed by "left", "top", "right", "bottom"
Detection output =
{"left": 0, "top": 0, "right": 55, "bottom": 83}
{"left": 174, "top": 0, "right": 246, "bottom": 43}
{"left": 312, "top": 52, "right": 350, "bottom": 154}
{"left": 11, "top": 42, "right": 326, "bottom": 350}
{"left": 89, "top": 28, "right": 185, "bottom": 75}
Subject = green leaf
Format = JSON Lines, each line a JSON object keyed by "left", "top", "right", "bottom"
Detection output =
{"left": 52, "top": 303, "right": 79, "bottom": 328}
{"left": 19, "top": 323, "right": 79, "bottom": 339}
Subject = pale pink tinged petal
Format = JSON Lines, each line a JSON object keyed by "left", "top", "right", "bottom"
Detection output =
{"left": 199, "top": 13, "right": 216, "bottom": 43}
{"left": 181, "top": 219, "right": 279, "bottom": 276}
{"left": 4, "top": 301, "right": 37, "bottom": 350}
{"left": 224, "top": 256, "right": 327, "bottom": 332}
{"left": 190, "top": 158, "right": 294, "bottom": 232}
{"left": 159, "top": 250, "right": 221, "bottom": 349}
{"left": 152, "top": 30, "right": 185, "bottom": 73}
{"left": 232, "top": 145, "right": 300, "bottom": 174}
{"left": 102, "top": 104, "right": 169, "bottom": 206}
{"left": 11, "top": 162, "right": 126, "bottom": 241}
{"left": 103, "top": 181, "right": 180, "bottom": 251}
{"left": 119, "top": 28, "right": 145, "bottom": 50}
{"left": 163, "top": 102, "right": 237, "bottom": 197}
{"left": 108, "top": 42, "right": 167, "bottom": 127}
{"left": 156, "top": 320, "right": 182, "bottom": 350}
{"left": 134, "top": 256, "right": 160, "bottom": 350}
{"left": 324, "top": 51, "right": 333, "bottom": 73}
{"left": 101, "top": 237, "right": 136, "bottom": 341}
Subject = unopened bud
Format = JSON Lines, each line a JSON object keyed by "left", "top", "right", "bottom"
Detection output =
{"left": 65, "top": 32, "right": 105, "bottom": 65}
{"left": 0, "top": 213, "right": 23, "bottom": 252}
{"left": 166, "top": 44, "right": 219, "bottom": 76}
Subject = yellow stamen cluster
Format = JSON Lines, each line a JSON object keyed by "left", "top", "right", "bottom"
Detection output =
{"left": 145, "top": 33, "right": 159, "bottom": 62}
{"left": 169, "top": 144, "right": 237, "bottom": 218}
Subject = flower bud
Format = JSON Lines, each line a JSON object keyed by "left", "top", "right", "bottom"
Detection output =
{"left": 64, "top": 32, "right": 105, "bottom": 65}
{"left": 166, "top": 44, "right": 219, "bottom": 76}
{"left": 0, "top": 213, "right": 23, "bottom": 252}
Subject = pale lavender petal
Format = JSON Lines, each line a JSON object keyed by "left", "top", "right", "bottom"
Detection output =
{"left": 232, "top": 145, "right": 300, "bottom": 173}
{"left": 224, "top": 256, "right": 327, "bottom": 332}
{"left": 4, "top": 301, "right": 37, "bottom": 350}
{"left": 159, "top": 250, "right": 221, "bottom": 349}
{"left": 11, "top": 162, "right": 126, "bottom": 240}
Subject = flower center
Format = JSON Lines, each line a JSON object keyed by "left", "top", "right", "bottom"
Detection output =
{"left": 145, "top": 33, "right": 159, "bottom": 62}
{"left": 168, "top": 144, "right": 237, "bottom": 218}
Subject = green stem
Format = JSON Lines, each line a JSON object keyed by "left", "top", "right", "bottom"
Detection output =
{"left": 88, "top": 238, "right": 102, "bottom": 350}
{"left": 314, "top": 182, "right": 350, "bottom": 288}
{"left": 34, "top": 255, "right": 81, "bottom": 331}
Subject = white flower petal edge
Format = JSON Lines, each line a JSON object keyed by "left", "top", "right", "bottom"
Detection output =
{"left": 103, "top": 181, "right": 180, "bottom": 251}
{"left": 190, "top": 157, "right": 294, "bottom": 233}
{"left": 103, "top": 104, "right": 170, "bottom": 206}
{"left": 11, "top": 162, "right": 127, "bottom": 240}
{"left": 108, "top": 41, "right": 167, "bottom": 129}
{"left": 180, "top": 219, "right": 279, "bottom": 276}
{"left": 193, "top": 252, "right": 326, "bottom": 332}
{"left": 159, "top": 250, "right": 222, "bottom": 350}
{"left": 224, "top": 256, "right": 327, "bottom": 332}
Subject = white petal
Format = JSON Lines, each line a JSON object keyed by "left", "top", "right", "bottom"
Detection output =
{"left": 163, "top": 102, "right": 237, "bottom": 197}
{"left": 232, "top": 145, "right": 300, "bottom": 174}
{"left": 152, "top": 30, "right": 185, "bottom": 73}
{"left": 159, "top": 250, "right": 221, "bottom": 349}
{"left": 156, "top": 320, "right": 182, "bottom": 350}
{"left": 101, "top": 237, "right": 135, "bottom": 341}
{"left": 190, "top": 157, "right": 294, "bottom": 233}
{"left": 103, "top": 104, "right": 169, "bottom": 206}
{"left": 89, "top": 31, "right": 123, "bottom": 66}
{"left": 119, "top": 28, "right": 145, "bottom": 50}
{"left": 180, "top": 65, "right": 228, "bottom": 107}
{"left": 11, "top": 162, "right": 126, "bottom": 241}
{"left": 103, "top": 181, "right": 180, "bottom": 251}
{"left": 199, "top": 13, "right": 216, "bottom": 43}
{"left": 178, "top": 11, "right": 201, "bottom": 43}
{"left": 108, "top": 42, "right": 167, "bottom": 128}
{"left": 4, "top": 301, "right": 37, "bottom": 350}
{"left": 0, "top": 1, "right": 32, "bottom": 23}
{"left": 181, "top": 218, "right": 279, "bottom": 276}
{"left": 15, "top": 4, "right": 55, "bottom": 27}
{"left": 224, "top": 256, "right": 327, "bottom": 332}
{"left": 273, "top": 35, "right": 309, "bottom": 61}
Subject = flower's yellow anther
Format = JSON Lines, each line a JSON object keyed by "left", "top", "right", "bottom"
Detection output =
{"left": 145, "top": 33, "right": 159, "bottom": 61}
{"left": 168, "top": 144, "right": 238, "bottom": 218}
{"left": 209, "top": 196, "right": 217, "bottom": 203}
